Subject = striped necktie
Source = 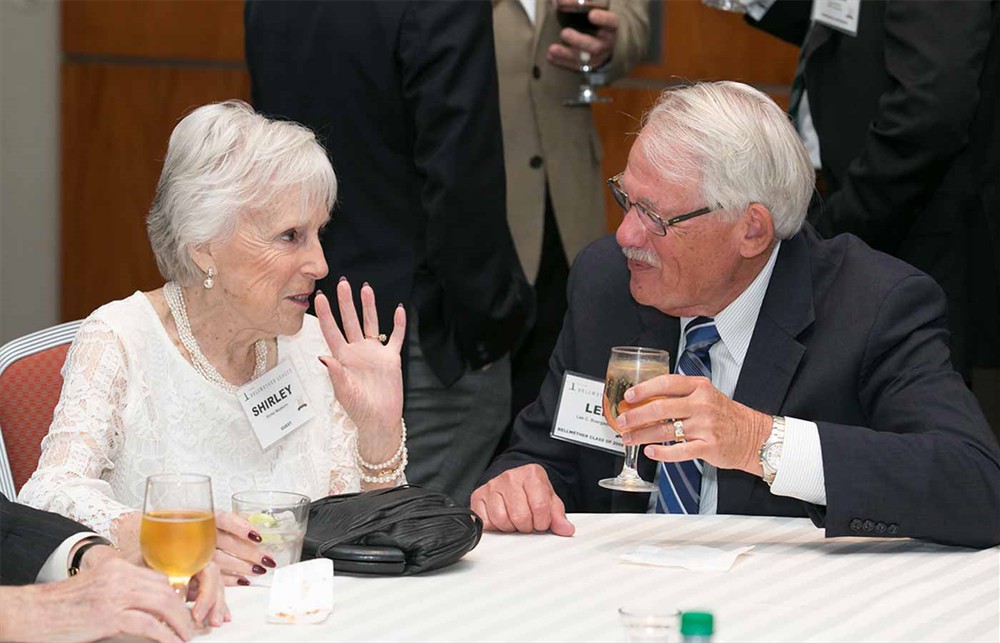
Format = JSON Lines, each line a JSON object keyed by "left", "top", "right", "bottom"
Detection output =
{"left": 654, "top": 316, "right": 720, "bottom": 514}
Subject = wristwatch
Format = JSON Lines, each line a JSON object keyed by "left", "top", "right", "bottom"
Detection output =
{"left": 68, "top": 536, "right": 113, "bottom": 576}
{"left": 759, "top": 415, "right": 786, "bottom": 486}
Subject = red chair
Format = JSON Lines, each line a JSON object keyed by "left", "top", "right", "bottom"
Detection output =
{"left": 0, "top": 321, "right": 82, "bottom": 498}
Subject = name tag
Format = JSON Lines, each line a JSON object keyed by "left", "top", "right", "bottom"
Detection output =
{"left": 551, "top": 371, "right": 623, "bottom": 455}
{"left": 238, "top": 359, "right": 315, "bottom": 451}
{"left": 812, "top": 0, "right": 860, "bottom": 36}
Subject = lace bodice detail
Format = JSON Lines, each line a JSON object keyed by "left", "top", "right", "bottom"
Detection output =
{"left": 19, "top": 292, "right": 362, "bottom": 542}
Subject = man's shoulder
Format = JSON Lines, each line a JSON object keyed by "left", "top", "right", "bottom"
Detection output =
{"left": 806, "top": 228, "right": 941, "bottom": 296}
{"left": 573, "top": 234, "right": 629, "bottom": 281}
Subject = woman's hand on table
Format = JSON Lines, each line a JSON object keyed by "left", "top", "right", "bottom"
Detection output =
{"left": 213, "top": 511, "right": 274, "bottom": 585}
{"left": 187, "top": 560, "right": 230, "bottom": 627}
{"left": 315, "top": 279, "right": 406, "bottom": 465}
{"left": 471, "top": 464, "right": 576, "bottom": 536}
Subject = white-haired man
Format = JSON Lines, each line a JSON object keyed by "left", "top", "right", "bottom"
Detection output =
{"left": 472, "top": 81, "right": 1000, "bottom": 549}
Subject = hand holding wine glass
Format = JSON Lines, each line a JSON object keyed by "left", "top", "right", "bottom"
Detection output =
{"left": 547, "top": 0, "right": 617, "bottom": 106}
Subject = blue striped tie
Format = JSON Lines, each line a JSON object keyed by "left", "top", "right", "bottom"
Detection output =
{"left": 655, "top": 317, "right": 720, "bottom": 514}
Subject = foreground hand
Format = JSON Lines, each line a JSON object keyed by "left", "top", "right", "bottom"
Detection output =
{"left": 213, "top": 511, "right": 272, "bottom": 586}
{"left": 614, "top": 374, "right": 772, "bottom": 475}
{"left": 315, "top": 280, "right": 405, "bottom": 465}
{"left": 546, "top": 4, "right": 618, "bottom": 71}
{"left": 4, "top": 556, "right": 196, "bottom": 642}
{"left": 187, "top": 561, "right": 230, "bottom": 628}
{"left": 471, "top": 464, "right": 575, "bottom": 536}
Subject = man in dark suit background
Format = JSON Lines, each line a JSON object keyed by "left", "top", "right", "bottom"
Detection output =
{"left": 472, "top": 81, "right": 1000, "bottom": 549}
{"left": 1, "top": 494, "right": 210, "bottom": 641}
{"left": 746, "top": 1, "right": 1000, "bottom": 397}
{"left": 245, "top": 1, "right": 532, "bottom": 503}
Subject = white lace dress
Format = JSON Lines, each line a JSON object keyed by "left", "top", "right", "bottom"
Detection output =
{"left": 18, "top": 292, "right": 363, "bottom": 542}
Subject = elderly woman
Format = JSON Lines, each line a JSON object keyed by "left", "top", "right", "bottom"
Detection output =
{"left": 19, "top": 101, "right": 406, "bottom": 590}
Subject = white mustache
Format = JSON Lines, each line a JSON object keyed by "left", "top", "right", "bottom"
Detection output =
{"left": 621, "top": 246, "right": 661, "bottom": 267}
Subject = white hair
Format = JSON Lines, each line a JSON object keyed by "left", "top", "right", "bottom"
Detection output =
{"left": 147, "top": 100, "right": 337, "bottom": 284}
{"left": 639, "top": 81, "right": 815, "bottom": 240}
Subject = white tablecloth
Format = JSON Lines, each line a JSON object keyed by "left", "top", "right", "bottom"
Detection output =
{"left": 202, "top": 513, "right": 1000, "bottom": 642}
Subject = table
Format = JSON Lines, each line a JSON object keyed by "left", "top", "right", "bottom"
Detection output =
{"left": 203, "top": 514, "right": 1000, "bottom": 642}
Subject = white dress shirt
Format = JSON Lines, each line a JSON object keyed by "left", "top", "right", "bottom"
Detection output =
{"left": 650, "top": 241, "right": 827, "bottom": 513}
{"left": 36, "top": 531, "right": 101, "bottom": 583}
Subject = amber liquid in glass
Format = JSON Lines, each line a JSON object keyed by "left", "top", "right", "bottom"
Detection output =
{"left": 141, "top": 510, "right": 216, "bottom": 585}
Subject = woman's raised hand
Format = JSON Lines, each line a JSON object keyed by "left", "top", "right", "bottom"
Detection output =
{"left": 314, "top": 279, "right": 405, "bottom": 465}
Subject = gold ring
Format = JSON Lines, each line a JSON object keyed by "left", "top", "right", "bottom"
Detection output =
{"left": 673, "top": 419, "right": 685, "bottom": 443}
{"left": 366, "top": 333, "right": 388, "bottom": 344}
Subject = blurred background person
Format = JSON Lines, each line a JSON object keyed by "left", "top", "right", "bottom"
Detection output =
{"left": 744, "top": 0, "right": 1000, "bottom": 404}
{"left": 493, "top": 0, "right": 650, "bottom": 450}
{"left": 18, "top": 101, "right": 409, "bottom": 584}
{"left": 1, "top": 494, "right": 225, "bottom": 642}
{"left": 245, "top": 0, "right": 532, "bottom": 505}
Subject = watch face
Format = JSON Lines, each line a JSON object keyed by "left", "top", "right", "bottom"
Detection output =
{"left": 763, "top": 443, "right": 782, "bottom": 469}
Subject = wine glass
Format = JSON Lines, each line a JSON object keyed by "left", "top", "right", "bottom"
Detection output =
{"left": 557, "top": 0, "right": 613, "bottom": 107}
{"left": 701, "top": 0, "right": 749, "bottom": 13}
{"left": 599, "top": 346, "right": 670, "bottom": 492}
{"left": 140, "top": 473, "right": 216, "bottom": 595}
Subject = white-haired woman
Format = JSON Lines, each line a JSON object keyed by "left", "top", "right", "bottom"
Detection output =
{"left": 19, "top": 101, "right": 407, "bottom": 591}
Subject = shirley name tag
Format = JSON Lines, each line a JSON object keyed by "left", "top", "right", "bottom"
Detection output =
{"left": 238, "top": 359, "right": 315, "bottom": 451}
{"left": 551, "top": 371, "right": 623, "bottom": 455}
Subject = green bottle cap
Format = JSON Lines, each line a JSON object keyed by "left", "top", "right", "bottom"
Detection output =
{"left": 681, "top": 611, "right": 714, "bottom": 636}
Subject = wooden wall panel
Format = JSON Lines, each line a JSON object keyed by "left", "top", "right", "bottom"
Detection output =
{"left": 60, "top": 63, "right": 249, "bottom": 320}
{"left": 63, "top": 0, "right": 244, "bottom": 61}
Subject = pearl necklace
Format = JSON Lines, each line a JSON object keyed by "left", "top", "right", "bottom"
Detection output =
{"left": 163, "top": 281, "right": 268, "bottom": 395}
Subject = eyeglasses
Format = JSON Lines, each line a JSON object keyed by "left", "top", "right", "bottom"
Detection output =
{"left": 607, "top": 172, "right": 719, "bottom": 237}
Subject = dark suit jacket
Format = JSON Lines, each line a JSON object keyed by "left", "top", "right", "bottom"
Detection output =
{"left": 482, "top": 229, "right": 1000, "bottom": 548}
{"left": 748, "top": 0, "right": 1000, "bottom": 377}
{"left": 245, "top": 0, "right": 531, "bottom": 385}
{"left": 1, "top": 494, "right": 89, "bottom": 585}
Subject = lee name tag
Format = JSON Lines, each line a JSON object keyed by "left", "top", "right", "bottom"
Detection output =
{"left": 551, "top": 371, "right": 623, "bottom": 455}
{"left": 238, "top": 359, "right": 315, "bottom": 450}
{"left": 812, "top": 0, "right": 860, "bottom": 36}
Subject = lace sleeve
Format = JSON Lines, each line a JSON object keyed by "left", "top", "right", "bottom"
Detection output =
{"left": 17, "top": 318, "right": 138, "bottom": 541}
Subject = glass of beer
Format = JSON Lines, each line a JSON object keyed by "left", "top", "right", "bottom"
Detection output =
{"left": 140, "top": 473, "right": 216, "bottom": 594}
{"left": 599, "top": 346, "right": 670, "bottom": 492}
{"left": 557, "top": 0, "right": 613, "bottom": 106}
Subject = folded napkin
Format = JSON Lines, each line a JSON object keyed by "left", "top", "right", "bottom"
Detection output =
{"left": 267, "top": 559, "right": 334, "bottom": 624}
{"left": 620, "top": 544, "right": 755, "bottom": 572}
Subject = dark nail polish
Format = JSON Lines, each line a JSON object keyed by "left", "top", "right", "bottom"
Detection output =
{"left": 362, "top": 281, "right": 370, "bottom": 289}
{"left": 397, "top": 302, "right": 404, "bottom": 308}
{"left": 252, "top": 564, "right": 267, "bottom": 575}
{"left": 339, "top": 275, "right": 347, "bottom": 282}
{"left": 248, "top": 530, "right": 262, "bottom": 543}
{"left": 316, "top": 289, "right": 323, "bottom": 296}
{"left": 262, "top": 556, "right": 276, "bottom": 568}
{"left": 237, "top": 577, "right": 251, "bottom": 586}
{"left": 318, "top": 356, "right": 328, "bottom": 367}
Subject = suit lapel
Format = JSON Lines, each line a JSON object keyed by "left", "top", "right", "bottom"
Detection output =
{"left": 718, "top": 235, "right": 815, "bottom": 514}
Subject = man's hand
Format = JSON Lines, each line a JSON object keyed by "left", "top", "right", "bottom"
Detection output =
{"left": 614, "top": 374, "right": 772, "bottom": 475}
{"left": 1, "top": 556, "right": 196, "bottom": 643}
{"left": 471, "top": 464, "right": 576, "bottom": 536}
{"left": 546, "top": 3, "right": 619, "bottom": 71}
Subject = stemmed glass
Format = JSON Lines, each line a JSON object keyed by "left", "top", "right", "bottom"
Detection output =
{"left": 557, "top": 0, "right": 613, "bottom": 106}
{"left": 599, "top": 346, "right": 670, "bottom": 492}
{"left": 140, "top": 473, "right": 216, "bottom": 595}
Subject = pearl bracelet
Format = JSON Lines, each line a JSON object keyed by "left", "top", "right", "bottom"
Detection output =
{"left": 355, "top": 418, "right": 407, "bottom": 470}
{"left": 359, "top": 447, "right": 408, "bottom": 484}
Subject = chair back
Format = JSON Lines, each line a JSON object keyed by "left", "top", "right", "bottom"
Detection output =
{"left": 0, "top": 321, "right": 82, "bottom": 498}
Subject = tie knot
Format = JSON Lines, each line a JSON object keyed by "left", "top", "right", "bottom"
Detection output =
{"left": 684, "top": 316, "right": 720, "bottom": 355}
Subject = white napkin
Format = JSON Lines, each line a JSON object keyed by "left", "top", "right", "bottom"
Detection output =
{"left": 266, "top": 558, "right": 335, "bottom": 624}
{"left": 620, "top": 544, "right": 755, "bottom": 572}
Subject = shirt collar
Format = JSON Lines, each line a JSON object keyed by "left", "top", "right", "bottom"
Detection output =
{"left": 680, "top": 241, "right": 781, "bottom": 368}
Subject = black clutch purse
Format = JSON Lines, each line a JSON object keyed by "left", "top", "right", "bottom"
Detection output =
{"left": 302, "top": 485, "right": 483, "bottom": 575}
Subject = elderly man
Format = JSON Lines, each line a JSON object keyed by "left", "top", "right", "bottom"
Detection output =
{"left": 472, "top": 81, "right": 1000, "bottom": 549}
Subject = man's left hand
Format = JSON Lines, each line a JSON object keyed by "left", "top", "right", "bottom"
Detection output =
{"left": 546, "top": 5, "right": 619, "bottom": 71}
{"left": 614, "top": 374, "right": 772, "bottom": 475}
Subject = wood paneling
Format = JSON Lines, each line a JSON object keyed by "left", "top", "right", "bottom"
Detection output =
{"left": 61, "top": 63, "right": 249, "bottom": 320}
{"left": 63, "top": 0, "right": 244, "bottom": 61}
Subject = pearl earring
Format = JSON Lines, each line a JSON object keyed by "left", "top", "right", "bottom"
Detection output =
{"left": 203, "top": 267, "right": 215, "bottom": 290}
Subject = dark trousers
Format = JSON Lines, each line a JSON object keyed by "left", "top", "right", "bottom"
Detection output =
{"left": 497, "top": 191, "right": 570, "bottom": 455}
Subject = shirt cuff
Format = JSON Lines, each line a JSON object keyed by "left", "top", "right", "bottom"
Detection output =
{"left": 36, "top": 532, "right": 101, "bottom": 583}
{"left": 769, "top": 417, "right": 827, "bottom": 505}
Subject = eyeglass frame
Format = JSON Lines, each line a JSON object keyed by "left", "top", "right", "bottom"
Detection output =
{"left": 607, "top": 172, "right": 720, "bottom": 236}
